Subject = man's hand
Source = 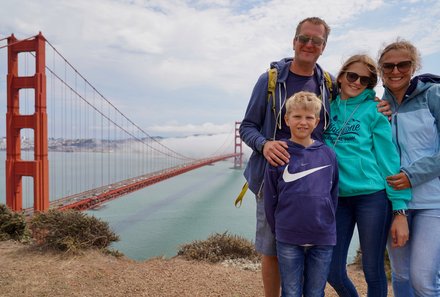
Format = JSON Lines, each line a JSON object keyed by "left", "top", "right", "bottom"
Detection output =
{"left": 390, "top": 215, "right": 409, "bottom": 248}
{"left": 375, "top": 97, "right": 392, "bottom": 118}
{"left": 263, "top": 140, "right": 289, "bottom": 166}
{"left": 387, "top": 172, "right": 411, "bottom": 190}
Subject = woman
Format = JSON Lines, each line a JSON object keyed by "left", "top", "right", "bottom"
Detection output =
{"left": 323, "top": 54, "right": 411, "bottom": 297}
{"left": 379, "top": 39, "right": 440, "bottom": 297}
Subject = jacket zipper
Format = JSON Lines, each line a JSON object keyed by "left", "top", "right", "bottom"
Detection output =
{"left": 393, "top": 112, "right": 402, "bottom": 157}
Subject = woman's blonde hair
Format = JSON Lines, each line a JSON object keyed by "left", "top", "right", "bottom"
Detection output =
{"left": 377, "top": 38, "right": 421, "bottom": 74}
{"left": 285, "top": 91, "right": 322, "bottom": 117}
{"left": 337, "top": 54, "right": 378, "bottom": 89}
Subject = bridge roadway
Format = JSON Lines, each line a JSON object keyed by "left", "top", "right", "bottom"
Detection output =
{"left": 42, "top": 153, "right": 241, "bottom": 212}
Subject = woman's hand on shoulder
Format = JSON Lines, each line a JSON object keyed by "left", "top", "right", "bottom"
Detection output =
{"left": 375, "top": 97, "right": 392, "bottom": 119}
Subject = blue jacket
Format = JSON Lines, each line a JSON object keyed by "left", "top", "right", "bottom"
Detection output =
{"left": 323, "top": 89, "right": 411, "bottom": 210}
{"left": 382, "top": 74, "right": 440, "bottom": 209}
{"left": 264, "top": 140, "right": 339, "bottom": 245}
{"left": 240, "top": 58, "right": 334, "bottom": 195}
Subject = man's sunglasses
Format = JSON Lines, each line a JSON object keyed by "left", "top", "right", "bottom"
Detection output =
{"left": 345, "top": 72, "right": 371, "bottom": 86}
{"left": 381, "top": 61, "right": 412, "bottom": 74}
{"left": 295, "top": 35, "right": 325, "bottom": 46}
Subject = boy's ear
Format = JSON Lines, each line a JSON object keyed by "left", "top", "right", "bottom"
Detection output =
{"left": 284, "top": 115, "right": 290, "bottom": 126}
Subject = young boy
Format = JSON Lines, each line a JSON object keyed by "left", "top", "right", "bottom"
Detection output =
{"left": 264, "top": 91, "right": 339, "bottom": 297}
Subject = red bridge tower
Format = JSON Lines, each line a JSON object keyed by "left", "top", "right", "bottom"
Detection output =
{"left": 234, "top": 121, "right": 243, "bottom": 169}
{"left": 6, "top": 33, "right": 49, "bottom": 212}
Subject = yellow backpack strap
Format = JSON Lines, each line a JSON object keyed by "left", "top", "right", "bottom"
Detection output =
{"left": 234, "top": 182, "right": 249, "bottom": 208}
{"left": 235, "top": 69, "right": 276, "bottom": 208}
{"left": 323, "top": 71, "right": 334, "bottom": 101}
{"left": 267, "top": 68, "right": 278, "bottom": 127}
{"left": 268, "top": 68, "right": 277, "bottom": 107}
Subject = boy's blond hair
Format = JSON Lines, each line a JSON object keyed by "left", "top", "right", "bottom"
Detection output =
{"left": 285, "top": 91, "right": 322, "bottom": 117}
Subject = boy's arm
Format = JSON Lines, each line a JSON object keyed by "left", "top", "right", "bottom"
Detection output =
{"left": 264, "top": 165, "right": 279, "bottom": 234}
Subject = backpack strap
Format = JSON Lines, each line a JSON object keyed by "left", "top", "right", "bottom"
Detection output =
{"left": 234, "top": 182, "right": 249, "bottom": 207}
{"left": 235, "top": 69, "right": 277, "bottom": 207}
{"left": 267, "top": 68, "right": 277, "bottom": 112}
{"left": 323, "top": 71, "right": 335, "bottom": 101}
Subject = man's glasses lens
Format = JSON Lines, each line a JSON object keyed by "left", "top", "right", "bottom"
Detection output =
{"left": 296, "top": 35, "right": 324, "bottom": 46}
{"left": 346, "top": 72, "right": 370, "bottom": 86}
{"left": 381, "top": 61, "right": 412, "bottom": 74}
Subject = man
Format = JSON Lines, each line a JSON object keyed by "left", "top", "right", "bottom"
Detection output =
{"left": 239, "top": 17, "right": 334, "bottom": 297}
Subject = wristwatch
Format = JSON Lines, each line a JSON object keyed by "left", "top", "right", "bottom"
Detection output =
{"left": 393, "top": 209, "right": 408, "bottom": 216}
{"left": 259, "top": 139, "right": 268, "bottom": 153}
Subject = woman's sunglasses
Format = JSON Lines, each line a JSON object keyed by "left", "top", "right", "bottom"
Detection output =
{"left": 381, "top": 61, "right": 412, "bottom": 74}
{"left": 345, "top": 72, "right": 371, "bottom": 86}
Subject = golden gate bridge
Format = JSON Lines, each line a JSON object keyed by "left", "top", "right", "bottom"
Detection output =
{"left": 0, "top": 33, "right": 243, "bottom": 213}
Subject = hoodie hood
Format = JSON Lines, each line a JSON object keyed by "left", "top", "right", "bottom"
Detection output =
{"left": 406, "top": 73, "right": 440, "bottom": 97}
{"left": 286, "top": 138, "right": 325, "bottom": 151}
{"left": 269, "top": 58, "right": 327, "bottom": 84}
{"left": 384, "top": 73, "right": 440, "bottom": 102}
{"left": 334, "top": 88, "right": 376, "bottom": 106}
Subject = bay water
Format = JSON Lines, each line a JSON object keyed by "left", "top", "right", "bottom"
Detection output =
{"left": 0, "top": 151, "right": 358, "bottom": 262}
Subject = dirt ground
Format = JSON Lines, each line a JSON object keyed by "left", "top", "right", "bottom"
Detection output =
{"left": 0, "top": 241, "right": 392, "bottom": 297}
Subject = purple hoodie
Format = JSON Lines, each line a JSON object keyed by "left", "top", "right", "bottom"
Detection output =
{"left": 264, "top": 139, "right": 339, "bottom": 245}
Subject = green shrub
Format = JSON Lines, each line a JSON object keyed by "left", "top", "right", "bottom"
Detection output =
{"left": 29, "top": 209, "right": 119, "bottom": 253}
{"left": 0, "top": 204, "right": 30, "bottom": 241}
{"left": 177, "top": 231, "right": 259, "bottom": 263}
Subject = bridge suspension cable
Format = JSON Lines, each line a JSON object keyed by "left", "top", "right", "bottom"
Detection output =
{"left": 0, "top": 33, "right": 239, "bottom": 212}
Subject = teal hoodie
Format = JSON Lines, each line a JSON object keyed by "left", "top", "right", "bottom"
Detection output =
{"left": 323, "top": 89, "right": 411, "bottom": 210}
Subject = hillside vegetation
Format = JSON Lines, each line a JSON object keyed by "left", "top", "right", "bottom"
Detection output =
{"left": 0, "top": 204, "right": 391, "bottom": 296}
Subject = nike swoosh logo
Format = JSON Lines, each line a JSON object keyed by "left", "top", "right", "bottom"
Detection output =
{"left": 283, "top": 165, "right": 330, "bottom": 183}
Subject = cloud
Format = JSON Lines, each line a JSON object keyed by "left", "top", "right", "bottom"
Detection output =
{"left": 1, "top": 0, "right": 440, "bottom": 138}
{"left": 148, "top": 122, "right": 233, "bottom": 136}
{"left": 159, "top": 132, "right": 252, "bottom": 159}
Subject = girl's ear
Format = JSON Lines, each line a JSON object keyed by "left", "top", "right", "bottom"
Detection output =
{"left": 337, "top": 76, "right": 343, "bottom": 87}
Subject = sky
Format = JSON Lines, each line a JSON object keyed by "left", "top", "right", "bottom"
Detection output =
{"left": 1, "top": 0, "right": 440, "bottom": 138}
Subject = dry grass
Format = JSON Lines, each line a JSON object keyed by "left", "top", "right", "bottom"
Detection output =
{"left": 0, "top": 240, "right": 263, "bottom": 297}
{"left": 0, "top": 204, "right": 392, "bottom": 296}
{"left": 0, "top": 240, "right": 394, "bottom": 297}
